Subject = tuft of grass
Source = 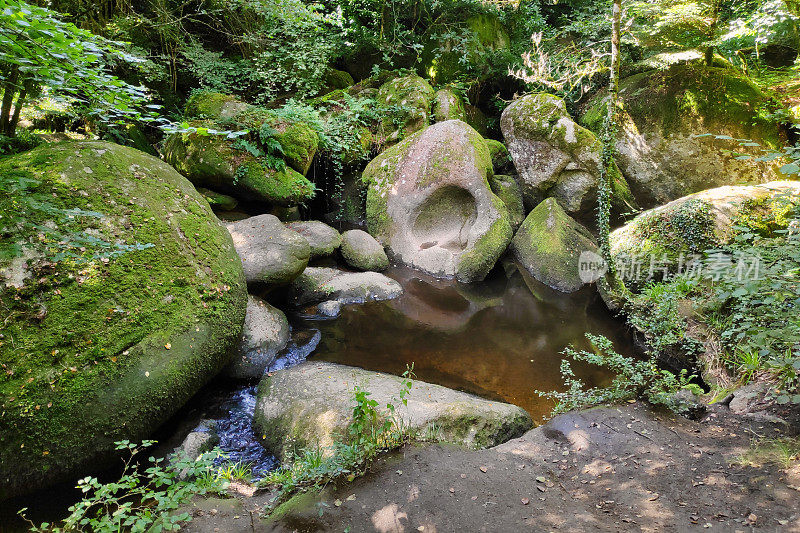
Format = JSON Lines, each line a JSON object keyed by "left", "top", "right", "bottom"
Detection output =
{"left": 736, "top": 437, "right": 800, "bottom": 468}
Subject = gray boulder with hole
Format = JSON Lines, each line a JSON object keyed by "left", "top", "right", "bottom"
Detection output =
{"left": 363, "top": 120, "right": 513, "bottom": 282}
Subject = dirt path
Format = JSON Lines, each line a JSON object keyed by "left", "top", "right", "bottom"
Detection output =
{"left": 185, "top": 402, "right": 800, "bottom": 532}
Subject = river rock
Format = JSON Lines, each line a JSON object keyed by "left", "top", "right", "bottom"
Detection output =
{"left": 253, "top": 361, "right": 533, "bottom": 460}
{"left": 377, "top": 75, "right": 435, "bottom": 143}
{"left": 224, "top": 295, "right": 290, "bottom": 380}
{"left": 610, "top": 181, "right": 800, "bottom": 285}
{"left": 288, "top": 267, "right": 403, "bottom": 307}
{"left": 432, "top": 88, "right": 467, "bottom": 122}
{"left": 0, "top": 140, "right": 247, "bottom": 500}
{"left": 580, "top": 63, "right": 783, "bottom": 206}
{"left": 363, "top": 120, "right": 513, "bottom": 282}
{"left": 500, "top": 93, "right": 635, "bottom": 218}
{"left": 511, "top": 198, "right": 599, "bottom": 293}
{"left": 226, "top": 214, "right": 310, "bottom": 287}
{"left": 175, "top": 421, "right": 220, "bottom": 460}
{"left": 286, "top": 220, "right": 342, "bottom": 259}
{"left": 340, "top": 229, "right": 389, "bottom": 271}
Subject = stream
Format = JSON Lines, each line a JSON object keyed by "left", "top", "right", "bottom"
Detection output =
{"left": 1, "top": 263, "right": 634, "bottom": 529}
{"left": 165, "top": 263, "right": 634, "bottom": 480}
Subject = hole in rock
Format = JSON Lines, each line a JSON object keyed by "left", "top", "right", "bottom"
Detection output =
{"left": 412, "top": 186, "right": 477, "bottom": 252}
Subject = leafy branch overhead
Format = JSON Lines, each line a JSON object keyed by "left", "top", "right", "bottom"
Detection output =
{"left": 0, "top": 0, "right": 158, "bottom": 136}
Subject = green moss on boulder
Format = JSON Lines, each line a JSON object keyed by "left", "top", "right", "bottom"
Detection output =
{"left": 363, "top": 120, "right": 512, "bottom": 282}
{"left": 609, "top": 181, "right": 800, "bottom": 288}
{"left": 510, "top": 198, "right": 598, "bottom": 293}
{"left": 489, "top": 174, "right": 525, "bottom": 230}
{"left": 0, "top": 141, "right": 247, "bottom": 500}
{"left": 163, "top": 125, "right": 315, "bottom": 206}
{"left": 580, "top": 63, "right": 784, "bottom": 206}
{"left": 185, "top": 91, "right": 249, "bottom": 120}
{"left": 377, "top": 75, "right": 435, "bottom": 144}
{"left": 500, "top": 93, "right": 635, "bottom": 219}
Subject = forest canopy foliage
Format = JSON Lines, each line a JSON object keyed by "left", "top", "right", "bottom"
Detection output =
{"left": 0, "top": 0, "right": 796, "bottom": 145}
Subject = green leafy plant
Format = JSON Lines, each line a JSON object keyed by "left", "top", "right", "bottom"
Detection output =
{"left": 19, "top": 440, "right": 231, "bottom": 532}
{"left": 0, "top": 0, "right": 157, "bottom": 137}
{"left": 538, "top": 334, "right": 698, "bottom": 416}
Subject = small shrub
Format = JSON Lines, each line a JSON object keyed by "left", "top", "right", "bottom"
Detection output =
{"left": 20, "top": 440, "right": 232, "bottom": 532}
{"left": 538, "top": 334, "right": 698, "bottom": 417}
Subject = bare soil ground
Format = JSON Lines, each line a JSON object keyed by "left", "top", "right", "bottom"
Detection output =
{"left": 184, "top": 402, "right": 800, "bottom": 533}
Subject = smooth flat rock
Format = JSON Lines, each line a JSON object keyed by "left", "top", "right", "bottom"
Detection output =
{"left": 252, "top": 361, "right": 533, "bottom": 460}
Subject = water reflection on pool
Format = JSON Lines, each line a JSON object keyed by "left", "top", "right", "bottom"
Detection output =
{"left": 301, "top": 264, "right": 635, "bottom": 421}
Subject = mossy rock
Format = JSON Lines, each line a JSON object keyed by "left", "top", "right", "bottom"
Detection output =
{"left": 363, "top": 120, "right": 513, "bottom": 282}
{"left": 184, "top": 92, "right": 319, "bottom": 176}
{"left": 322, "top": 68, "right": 355, "bottom": 92}
{"left": 510, "top": 198, "right": 598, "bottom": 293}
{"left": 501, "top": 93, "right": 635, "bottom": 219}
{"left": 163, "top": 126, "right": 316, "bottom": 206}
{"left": 197, "top": 187, "right": 238, "bottom": 211}
{"left": 340, "top": 229, "right": 389, "bottom": 272}
{"left": 377, "top": 75, "right": 436, "bottom": 144}
{"left": 185, "top": 91, "right": 249, "bottom": 120}
{"left": 609, "top": 181, "right": 800, "bottom": 289}
{"left": 432, "top": 88, "right": 467, "bottom": 122}
{"left": 253, "top": 361, "right": 532, "bottom": 461}
{"left": 0, "top": 141, "right": 247, "bottom": 500}
{"left": 580, "top": 63, "right": 784, "bottom": 207}
{"left": 489, "top": 174, "right": 525, "bottom": 230}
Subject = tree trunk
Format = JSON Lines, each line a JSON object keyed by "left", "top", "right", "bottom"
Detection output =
{"left": 608, "top": 0, "right": 621, "bottom": 126}
{"left": 0, "top": 66, "right": 20, "bottom": 136}
{"left": 9, "top": 80, "right": 30, "bottom": 135}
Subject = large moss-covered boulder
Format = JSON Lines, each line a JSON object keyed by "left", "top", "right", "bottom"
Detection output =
{"left": 363, "top": 120, "right": 513, "bottom": 282}
{"left": 610, "top": 181, "right": 800, "bottom": 286}
{"left": 184, "top": 93, "right": 319, "bottom": 176}
{"left": 253, "top": 361, "right": 532, "bottom": 460}
{"left": 511, "top": 198, "right": 599, "bottom": 293}
{"left": 0, "top": 141, "right": 247, "bottom": 499}
{"left": 581, "top": 63, "right": 783, "bottom": 207}
{"left": 226, "top": 215, "right": 310, "bottom": 288}
{"left": 163, "top": 126, "right": 316, "bottom": 206}
{"left": 185, "top": 91, "right": 249, "bottom": 120}
{"left": 377, "top": 75, "right": 436, "bottom": 143}
{"left": 501, "top": 93, "right": 635, "bottom": 218}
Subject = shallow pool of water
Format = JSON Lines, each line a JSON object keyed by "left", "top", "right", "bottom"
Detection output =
{"left": 300, "top": 265, "right": 634, "bottom": 421}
